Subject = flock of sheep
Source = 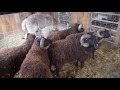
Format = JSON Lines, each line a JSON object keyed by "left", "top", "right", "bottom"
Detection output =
{"left": 0, "top": 13, "right": 111, "bottom": 78}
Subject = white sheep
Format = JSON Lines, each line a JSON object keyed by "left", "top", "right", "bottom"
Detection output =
{"left": 21, "top": 13, "right": 70, "bottom": 38}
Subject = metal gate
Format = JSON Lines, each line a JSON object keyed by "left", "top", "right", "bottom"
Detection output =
{"left": 58, "top": 12, "right": 72, "bottom": 27}
{"left": 90, "top": 12, "right": 120, "bottom": 44}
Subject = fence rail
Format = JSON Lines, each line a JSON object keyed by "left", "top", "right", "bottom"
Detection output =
{"left": 0, "top": 12, "right": 32, "bottom": 39}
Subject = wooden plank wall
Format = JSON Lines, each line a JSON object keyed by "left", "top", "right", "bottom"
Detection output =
{"left": 115, "top": 17, "right": 120, "bottom": 44}
{"left": 54, "top": 12, "right": 120, "bottom": 45}
{"left": 71, "top": 12, "right": 91, "bottom": 33}
{"left": 71, "top": 12, "right": 120, "bottom": 45}
{"left": 53, "top": 12, "right": 92, "bottom": 32}
{"left": 0, "top": 12, "right": 31, "bottom": 39}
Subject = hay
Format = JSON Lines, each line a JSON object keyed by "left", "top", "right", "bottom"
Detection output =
{"left": 0, "top": 31, "right": 25, "bottom": 49}
{"left": 0, "top": 32, "right": 120, "bottom": 78}
{"left": 60, "top": 41, "right": 120, "bottom": 78}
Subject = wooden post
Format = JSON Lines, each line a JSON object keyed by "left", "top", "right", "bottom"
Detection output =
{"left": 81, "top": 12, "right": 91, "bottom": 33}
{"left": 115, "top": 17, "right": 120, "bottom": 45}
{"left": 9, "top": 14, "right": 17, "bottom": 33}
{"left": 5, "top": 14, "right": 13, "bottom": 34}
{"left": 14, "top": 13, "right": 21, "bottom": 31}
{"left": 71, "top": 12, "right": 81, "bottom": 25}
{"left": 0, "top": 16, "right": 7, "bottom": 37}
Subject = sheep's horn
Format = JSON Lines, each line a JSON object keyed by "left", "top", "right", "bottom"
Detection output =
{"left": 40, "top": 38, "right": 51, "bottom": 50}
{"left": 80, "top": 34, "right": 91, "bottom": 47}
{"left": 97, "top": 29, "right": 105, "bottom": 38}
{"left": 78, "top": 24, "right": 83, "bottom": 31}
{"left": 98, "top": 38, "right": 104, "bottom": 44}
{"left": 24, "top": 33, "right": 29, "bottom": 40}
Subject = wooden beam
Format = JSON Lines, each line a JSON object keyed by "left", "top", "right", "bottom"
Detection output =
{"left": 0, "top": 16, "right": 7, "bottom": 37}
{"left": 0, "top": 12, "right": 20, "bottom": 15}
{"left": 115, "top": 17, "right": 120, "bottom": 45}
{"left": 71, "top": 12, "right": 81, "bottom": 25}
{"left": 81, "top": 12, "right": 91, "bottom": 33}
{"left": 4, "top": 15, "right": 13, "bottom": 34}
{"left": 9, "top": 14, "right": 17, "bottom": 33}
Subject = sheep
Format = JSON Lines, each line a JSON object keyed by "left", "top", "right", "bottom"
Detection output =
{"left": 39, "top": 24, "right": 70, "bottom": 38}
{"left": 19, "top": 37, "right": 53, "bottom": 78}
{"left": 85, "top": 29, "right": 111, "bottom": 59}
{"left": 48, "top": 33, "right": 99, "bottom": 77}
{"left": 47, "top": 23, "right": 84, "bottom": 42}
{"left": 0, "top": 33, "right": 36, "bottom": 78}
{"left": 21, "top": 13, "right": 58, "bottom": 35}
{"left": 21, "top": 13, "right": 71, "bottom": 38}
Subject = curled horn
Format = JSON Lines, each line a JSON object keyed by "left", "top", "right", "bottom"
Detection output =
{"left": 80, "top": 34, "right": 91, "bottom": 47}
{"left": 78, "top": 24, "right": 83, "bottom": 31}
{"left": 40, "top": 38, "right": 51, "bottom": 50}
{"left": 22, "top": 33, "right": 29, "bottom": 40}
{"left": 97, "top": 29, "right": 105, "bottom": 38}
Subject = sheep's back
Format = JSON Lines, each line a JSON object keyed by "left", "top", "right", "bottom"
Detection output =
{"left": 19, "top": 60, "right": 53, "bottom": 78}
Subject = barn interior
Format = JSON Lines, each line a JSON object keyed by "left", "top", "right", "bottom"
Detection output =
{"left": 0, "top": 12, "right": 120, "bottom": 78}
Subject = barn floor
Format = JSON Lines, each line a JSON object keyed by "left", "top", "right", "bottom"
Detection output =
{"left": 0, "top": 31, "right": 25, "bottom": 49}
{"left": 0, "top": 32, "right": 120, "bottom": 78}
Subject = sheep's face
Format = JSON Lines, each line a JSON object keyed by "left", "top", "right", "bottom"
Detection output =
{"left": 88, "top": 35, "right": 99, "bottom": 49}
{"left": 100, "top": 30, "right": 111, "bottom": 38}
{"left": 80, "top": 34, "right": 99, "bottom": 49}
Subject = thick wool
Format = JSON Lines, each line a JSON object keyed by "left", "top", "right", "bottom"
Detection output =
{"left": 0, "top": 34, "right": 36, "bottom": 78}
{"left": 19, "top": 38, "right": 53, "bottom": 78}
{"left": 47, "top": 23, "right": 84, "bottom": 42}
{"left": 48, "top": 33, "right": 93, "bottom": 77}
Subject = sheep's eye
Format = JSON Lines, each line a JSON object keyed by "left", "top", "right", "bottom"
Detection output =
{"left": 84, "top": 38, "right": 88, "bottom": 43}
{"left": 100, "top": 32, "right": 104, "bottom": 36}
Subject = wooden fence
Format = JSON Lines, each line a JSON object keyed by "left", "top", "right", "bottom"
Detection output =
{"left": 0, "top": 12, "right": 32, "bottom": 39}
{"left": 0, "top": 12, "right": 120, "bottom": 44}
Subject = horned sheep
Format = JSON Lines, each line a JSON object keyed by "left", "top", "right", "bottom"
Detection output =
{"left": 47, "top": 23, "right": 84, "bottom": 42}
{"left": 21, "top": 13, "right": 69, "bottom": 38}
{"left": 0, "top": 33, "right": 36, "bottom": 78}
{"left": 85, "top": 29, "right": 111, "bottom": 59}
{"left": 48, "top": 33, "right": 99, "bottom": 77}
{"left": 19, "top": 37, "right": 53, "bottom": 78}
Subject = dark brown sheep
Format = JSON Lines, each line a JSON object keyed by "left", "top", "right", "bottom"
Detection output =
{"left": 19, "top": 37, "right": 53, "bottom": 78}
{"left": 47, "top": 23, "right": 84, "bottom": 42}
{"left": 85, "top": 29, "right": 111, "bottom": 59}
{"left": 0, "top": 33, "right": 36, "bottom": 78}
{"left": 48, "top": 33, "right": 99, "bottom": 77}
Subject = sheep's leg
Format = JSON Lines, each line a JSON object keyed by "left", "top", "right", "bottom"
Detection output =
{"left": 91, "top": 52, "right": 94, "bottom": 59}
{"left": 49, "top": 62, "right": 53, "bottom": 72}
{"left": 91, "top": 49, "right": 95, "bottom": 59}
{"left": 55, "top": 66, "right": 60, "bottom": 78}
{"left": 75, "top": 60, "right": 79, "bottom": 67}
{"left": 80, "top": 61, "right": 84, "bottom": 69}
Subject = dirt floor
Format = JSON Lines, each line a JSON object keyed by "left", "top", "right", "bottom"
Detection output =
{"left": 0, "top": 32, "right": 120, "bottom": 78}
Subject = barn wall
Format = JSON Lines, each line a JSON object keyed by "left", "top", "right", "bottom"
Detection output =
{"left": 115, "top": 18, "right": 120, "bottom": 44}
{"left": 71, "top": 12, "right": 81, "bottom": 25}
{"left": 53, "top": 12, "right": 92, "bottom": 32}
{"left": 54, "top": 12, "right": 120, "bottom": 45}
{"left": 0, "top": 12, "right": 32, "bottom": 39}
{"left": 71, "top": 12, "right": 91, "bottom": 33}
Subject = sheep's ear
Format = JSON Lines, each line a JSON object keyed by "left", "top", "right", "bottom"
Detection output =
{"left": 27, "top": 33, "right": 30, "bottom": 37}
